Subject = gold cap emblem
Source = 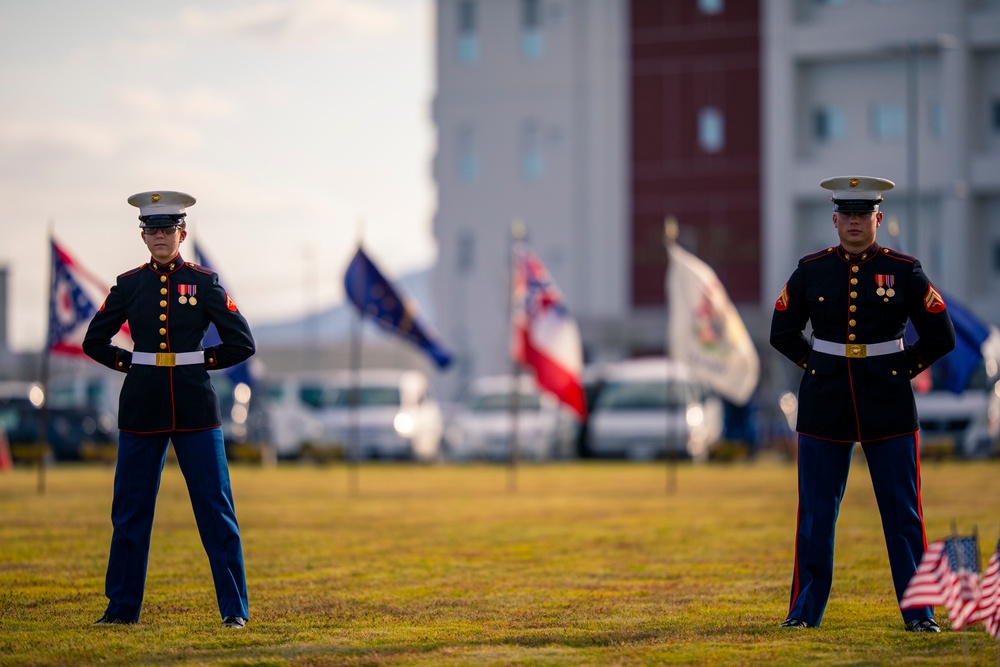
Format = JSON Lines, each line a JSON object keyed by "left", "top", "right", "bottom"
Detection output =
{"left": 849, "top": 178, "right": 859, "bottom": 188}
{"left": 151, "top": 193, "right": 160, "bottom": 203}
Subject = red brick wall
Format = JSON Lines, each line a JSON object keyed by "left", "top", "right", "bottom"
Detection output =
{"left": 630, "top": 0, "right": 761, "bottom": 306}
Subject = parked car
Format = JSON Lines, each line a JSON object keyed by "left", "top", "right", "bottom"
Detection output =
{"left": 913, "top": 358, "right": 1000, "bottom": 458}
{"left": 0, "top": 381, "right": 116, "bottom": 461}
{"left": 444, "top": 374, "right": 578, "bottom": 461}
{"left": 263, "top": 369, "right": 443, "bottom": 462}
{"left": 585, "top": 358, "right": 723, "bottom": 461}
{"left": 259, "top": 373, "right": 330, "bottom": 459}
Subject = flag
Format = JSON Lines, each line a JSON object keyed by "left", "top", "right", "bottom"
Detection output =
{"left": 906, "top": 293, "right": 992, "bottom": 394}
{"left": 979, "top": 538, "right": 1000, "bottom": 639}
{"left": 344, "top": 247, "right": 452, "bottom": 369}
{"left": 900, "top": 536, "right": 982, "bottom": 630}
{"left": 511, "top": 240, "right": 586, "bottom": 419}
{"left": 48, "top": 239, "right": 129, "bottom": 355}
{"left": 666, "top": 242, "right": 759, "bottom": 405}
{"left": 193, "top": 241, "right": 255, "bottom": 389}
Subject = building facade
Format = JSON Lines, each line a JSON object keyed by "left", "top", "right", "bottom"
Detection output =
{"left": 432, "top": 0, "right": 1000, "bottom": 401}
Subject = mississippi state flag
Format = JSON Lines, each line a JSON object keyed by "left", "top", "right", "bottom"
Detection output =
{"left": 511, "top": 241, "right": 586, "bottom": 419}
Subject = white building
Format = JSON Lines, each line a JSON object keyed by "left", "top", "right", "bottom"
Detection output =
{"left": 432, "top": 0, "right": 1000, "bottom": 401}
{"left": 432, "top": 0, "right": 631, "bottom": 400}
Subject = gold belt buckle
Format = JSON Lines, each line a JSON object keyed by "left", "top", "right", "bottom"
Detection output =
{"left": 155, "top": 352, "right": 176, "bottom": 367}
{"left": 846, "top": 344, "right": 867, "bottom": 359}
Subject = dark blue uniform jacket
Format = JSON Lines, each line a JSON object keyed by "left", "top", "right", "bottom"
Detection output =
{"left": 83, "top": 254, "right": 255, "bottom": 434}
{"left": 770, "top": 243, "right": 955, "bottom": 442}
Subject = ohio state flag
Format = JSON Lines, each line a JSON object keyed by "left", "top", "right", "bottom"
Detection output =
{"left": 666, "top": 241, "right": 759, "bottom": 405}
{"left": 511, "top": 241, "right": 586, "bottom": 419}
{"left": 48, "top": 239, "right": 130, "bottom": 355}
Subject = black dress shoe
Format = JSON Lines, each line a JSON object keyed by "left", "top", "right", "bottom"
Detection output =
{"left": 222, "top": 615, "right": 246, "bottom": 628}
{"left": 904, "top": 618, "right": 941, "bottom": 632}
{"left": 93, "top": 612, "right": 133, "bottom": 625}
{"left": 780, "top": 618, "right": 812, "bottom": 628}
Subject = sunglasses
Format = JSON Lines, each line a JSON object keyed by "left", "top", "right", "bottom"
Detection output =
{"left": 142, "top": 226, "right": 182, "bottom": 236}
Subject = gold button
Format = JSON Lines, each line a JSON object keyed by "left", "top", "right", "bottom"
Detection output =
{"left": 169, "top": 263, "right": 175, "bottom": 270}
{"left": 117, "top": 362, "right": 123, "bottom": 368}
{"left": 884, "top": 248, "right": 890, "bottom": 254}
{"left": 849, "top": 319, "right": 856, "bottom": 327}
{"left": 852, "top": 266, "right": 859, "bottom": 273}
{"left": 849, "top": 334, "right": 856, "bottom": 341}
{"left": 850, "top": 291, "right": 858, "bottom": 299}
{"left": 159, "top": 314, "right": 166, "bottom": 322}
{"left": 819, "top": 297, "right": 824, "bottom": 302}
{"left": 861, "top": 254, "right": 867, "bottom": 260}
{"left": 209, "top": 358, "right": 215, "bottom": 364}
{"left": 892, "top": 370, "right": 897, "bottom": 376}
{"left": 159, "top": 328, "right": 166, "bottom": 335}
{"left": 850, "top": 305, "right": 857, "bottom": 312}
{"left": 159, "top": 300, "right": 167, "bottom": 307}
{"left": 851, "top": 278, "right": 858, "bottom": 285}
{"left": 918, "top": 363, "right": 924, "bottom": 368}
{"left": 803, "top": 364, "right": 808, "bottom": 368}
{"left": 159, "top": 342, "right": 167, "bottom": 350}
{"left": 160, "top": 288, "right": 167, "bottom": 295}
{"left": 884, "top": 298, "right": 889, "bottom": 303}
{"left": 160, "top": 275, "right": 167, "bottom": 283}
{"left": 811, "top": 370, "right": 816, "bottom": 375}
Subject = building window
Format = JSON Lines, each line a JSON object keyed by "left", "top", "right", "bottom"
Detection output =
{"left": 697, "top": 107, "right": 724, "bottom": 153}
{"left": 870, "top": 103, "right": 906, "bottom": 142}
{"left": 929, "top": 102, "right": 944, "bottom": 137}
{"left": 458, "top": 0, "right": 478, "bottom": 65}
{"left": 458, "top": 124, "right": 478, "bottom": 184}
{"left": 814, "top": 106, "right": 846, "bottom": 143}
{"left": 520, "top": 120, "right": 543, "bottom": 181}
{"left": 698, "top": 0, "right": 724, "bottom": 15}
{"left": 521, "top": 0, "right": 543, "bottom": 60}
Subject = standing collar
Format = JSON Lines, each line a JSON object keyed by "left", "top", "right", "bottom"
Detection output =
{"left": 837, "top": 243, "right": 878, "bottom": 264}
{"left": 148, "top": 254, "right": 184, "bottom": 273}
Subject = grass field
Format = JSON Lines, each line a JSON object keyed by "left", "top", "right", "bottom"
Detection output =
{"left": 1, "top": 457, "right": 999, "bottom": 666}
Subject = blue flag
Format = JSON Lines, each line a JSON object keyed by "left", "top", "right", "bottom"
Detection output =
{"left": 193, "top": 241, "right": 255, "bottom": 389}
{"left": 344, "top": 247, "right": 452, "bottom": 369}
{"left": 906, "top": 291, "right": 989, "bottom": 394}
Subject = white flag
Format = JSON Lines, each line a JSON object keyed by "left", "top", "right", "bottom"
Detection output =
{"left": 666, "top": 242, "right": 759, "bottom": 405}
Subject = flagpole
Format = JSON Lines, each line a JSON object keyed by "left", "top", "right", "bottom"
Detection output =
{"left": 348, "top": 222, "right": 365, "bottom": 497}
{"left": 38, "top": 233, "right": 58, "bottom": 495}
{"left": 507, "top": 220, "right": 526, "bottom": 494}
{"left": 663, "top": 217, "right": 680, "bottom": 495}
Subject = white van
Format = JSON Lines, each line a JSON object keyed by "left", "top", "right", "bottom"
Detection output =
{"left": 444, "top": 374, "right": 577, "bottom": 461}
{"left": 266, "top": 369, "right": 443, "bottom": 462}
{"left": 586, "top": 358, "right": 723, "bottom": 461}
{"left": 913, "top": 359, "right": 1000, "bottom": 458}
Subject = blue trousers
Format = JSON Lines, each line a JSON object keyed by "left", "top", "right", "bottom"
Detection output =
{"left": 787, "top": 433, "right": 932, "bottom": 626}
{"left": 104, "top": 428, "right": 248, "bottom": 622}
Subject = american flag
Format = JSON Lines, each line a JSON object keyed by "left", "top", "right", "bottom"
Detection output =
{"left": 900, "top": 536, "right": 982, "bottom": 631}
{"left": 978, "top": 538, "right": 1000, "bottom": 639}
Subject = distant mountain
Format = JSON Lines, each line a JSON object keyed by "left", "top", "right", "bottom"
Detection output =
{"left": 251, "top": 267, "right": 438, "bottom": 346}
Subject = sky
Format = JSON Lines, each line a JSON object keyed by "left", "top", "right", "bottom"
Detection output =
{"left": 0, "top": 0, "right": 436, "bottom": 352}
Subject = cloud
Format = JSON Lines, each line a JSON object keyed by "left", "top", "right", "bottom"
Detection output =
{"left": 114, "top": 85, "right": 234, "bottom": 121}
{"left": 176, "top": 0, "right": 402, "bottom": 46}
{"left": 0, "top": 119, "right": 117, "bottom": 158}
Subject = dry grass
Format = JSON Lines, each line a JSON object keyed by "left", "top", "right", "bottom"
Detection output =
{"left": 1, "top": 457, "right": 999, "bottom": 665}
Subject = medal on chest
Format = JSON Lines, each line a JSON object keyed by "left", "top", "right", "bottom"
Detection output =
{"left": 875, "top": 274, "right": 895, "bottom": 298}
{"left": 177, "top": 284, "right": 198, "bottom": 305}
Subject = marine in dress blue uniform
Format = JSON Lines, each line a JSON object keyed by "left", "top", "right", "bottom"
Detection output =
{"left": 770, "top": 176, "right": 956, "bottom": 632}
{"left": 83, "top": 190, "right": 255, "bottom": 628}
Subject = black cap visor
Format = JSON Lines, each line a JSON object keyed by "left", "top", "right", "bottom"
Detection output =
{"left": 832, "top": 198, "right": 880, "bottom": 213}
{"left": 139, "top": 213, "right": 186, "bottom": 228}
